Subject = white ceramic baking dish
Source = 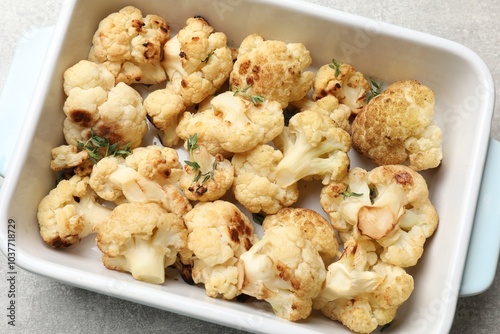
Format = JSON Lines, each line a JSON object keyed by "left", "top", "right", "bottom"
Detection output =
{"left": 0, "top": 0, "right": 497, "bottom": 333}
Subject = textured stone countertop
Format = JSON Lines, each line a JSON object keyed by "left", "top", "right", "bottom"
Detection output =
{"left": 0, "top": 0, "right": 499, "bottom": 333}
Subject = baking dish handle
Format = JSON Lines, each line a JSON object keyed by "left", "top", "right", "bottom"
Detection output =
{"left": 0, "top": 27, "right": 54, "bottom": 178}
{"left": 459, "top": 138, "right": 500, "bottom": 296}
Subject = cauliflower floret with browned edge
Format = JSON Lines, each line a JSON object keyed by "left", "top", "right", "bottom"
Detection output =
{"left": 351, "top": 79, "right": 443, "bottom": 171}
{"left": 88, "top": 6, "right": 170, "bottom": 85}
{"left": 320, "top": 165, "right": 439, "bottom": 267}
{"left": 179, "top": 136, "right": 234, "bottom": 202}
{"left": 290, "top": 95, "right": 352, "bottom": 132}
{"left": 274, "top": 109, "right": 351, "bottom": 187}
{"left": 183, "top": 200, "right": 258, "bottom": 299}
{"left": 177, "top": 91, "right": 284, "bottom": 157}
{"left": 312, "top": 60, "right": 370, "bottom": 115}
{"left": 37, "top": 175, "right": 112, "bottom": 248}
{"left": 231, "top": 144, "right": 299, "bottom": 215}
{"left": 161, "top": 16, "right": 233, "bottom": 106}
{"left": 143, "top": 87, "right": 186, "bottom": 147}
{"left": 89, "top": 156, "right": 191, "bottom": 218}
{"left": 50, "top": 144, "right": 93, "bottom": 177}
{"left": 62, "top": 60, "right": 148, "bottom": 149}
{"left": 314, "top": 239, "right": 414, "bottom": 334}
{"left": 237, "top": 225, "right": 326, "bottom": 321}
{"left": 230, "top": 33, "right": 314, "bottom": 108}
{"left": 96, "top": 202, "right": 188, "bottom": 284}
{"left": 262, "top": 207, "right": 339, "bottom": 266}
{"left": 125, "top": 145, "right": 183, "bottom": 186}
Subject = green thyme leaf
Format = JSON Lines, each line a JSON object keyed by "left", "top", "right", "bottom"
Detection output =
{"left": 328, "top": 58, "right": 343, "bottom": 77}
{"left": 77, "top": 129, "right": 131, "bottom": 164}
{"left": 184, "top": 160, "right": 201, "bottom": 171}
{"left": 233, "top": 85, "right": 265, "bottom": 106}
{"left": 340, "top": 185, "right": 364, "bottom": 199}
{"left": 252, "top": 213, "right": 266, "bottom": 225}
{"left": 367, "top": 77, "right": 383, "bottom": 103}
{"left": 202, "top": 51, "right": 214, "bottom": 64}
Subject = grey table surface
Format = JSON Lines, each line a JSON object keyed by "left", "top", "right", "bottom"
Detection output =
{"left": 0, "top": 0, "right": 499, "bottom": 333}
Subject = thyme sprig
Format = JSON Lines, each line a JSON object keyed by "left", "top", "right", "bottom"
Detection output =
{"left": 367, "top": 78, "right": 383, "bottom": 103}
{"left": 340, "top": 185, "right": 364, "bottom": 200}
{"left": 329, "top": 58, "right": 343, "bottom": 77}
{"left": 233, "top": 85, "right": 265, "bottom": 105}
{"left": 77, "top": 129, "right": 131, "bottom": 164}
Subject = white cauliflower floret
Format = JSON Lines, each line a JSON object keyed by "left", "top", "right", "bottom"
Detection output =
{"left": 290, "top": 95, "right": 351, "bottom": 132}
{"left": 96, "top": 202, "right": 188, "bottom": 284}
{"left": 125, "top": 145, "right": 183, "bottom": 186}
{"left": 161, "top": 16, "right": 233, "bottom": 106}
{"left": 37, "top": 175, "right": 112, "bottom": 248}
{"left": 314, "top": 239, "right": 414, "bottom": 334}
{"left": 230, "top": 33, "right": 314, "bottom": 108}
{"left": 262, "top": 207, "right": 339, "bottom": 266}
{"left": 237, "top": 225, "right": 326, "bottom": 321}
{"left": 320, "top": 165, "right": 439, "bottom": 267}
{"left": 88, "top": 6, "right": 171, "bottom": 85}
{"left": 183, "top": 200, "right": 258, "bottom": 299}
{"left": 274, "top": 109, "right": 351, "bottom": 187}
{"left": 312, "top": 60, "right": 370, "bottom": 115}
{"left": 89, "top": 156, "right": 191, "bottom": 218}
{"left": 231, "top": 144, "right": 299, "bottom": 214}
{"left": 143, "top": 87, "right": 186, "bottom": 147}
{"left": 177, "top": 91, "right": 284, "bottom": 156}
{"left": 351, "top": 79, "right": 443, "bottom": 171}
{"left": 62, "top": 60, "right": 148, "bottom": 149}
{"left": 179, "top": 135, "right": 234, "bottom": 202}
{"left": 49, "top": 144, "right": 93, "bottom": 177}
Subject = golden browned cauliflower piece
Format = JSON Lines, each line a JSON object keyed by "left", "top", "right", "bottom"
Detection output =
{"left": 161, "top": 16, "right": 234, "bottom": 106}
{"left": 96, "top": 202, "right": 188, "bottom": 284}
{"left": 183, "top": 200, "right": 258, "bottom": 299}
{"left": 230, "top": 33, "right": 314, "bottom": 108}
{"left": 62, "top": 60, "right": 148, "bottom": 149}
{"left": 231, "top": 144, "right": 299, "bottom": 215}
{"left": 314, "top": 238, "right": 414, "bottom": 334}
{"left": 312, "top": 60, "right": 370, "bottom": 115}
{"left": 88, "top": 6, "right": 170, "bottom": 85}
{"left": 351, "top": 80, "right": 443, "bottom": 171}
{"left": 320, "top": 165, "right": 439, "bottom": 267}
{"left": 262, "top": 207, "right": 339, "bottom": 266}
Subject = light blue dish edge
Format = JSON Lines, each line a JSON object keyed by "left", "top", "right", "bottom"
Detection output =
{"left": 0, "top": 28, "right": 498, "bottom": 297}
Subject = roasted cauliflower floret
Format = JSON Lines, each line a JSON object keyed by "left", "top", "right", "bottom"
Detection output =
{"left": 351, "top": 79, "right": 443, "bottom": 171}
{"left": 274, "top": 109, "right": 351, "bottom": 187}
{"left": 62, "top": 60, "right": 148, "bottom": 149}
{"left": 312, "top": 60, "right": 370, "bottom": 115}
{"left": 177, "top": 91, "right": 284, "bottom": 156}
{"left": 231, "top": 144, "right": 299, "bottom": 214}
{"left": 183, "top": 200, "right": 258, "bottom": 299}
{"left": 262, "top": 207, "right": 339, "bottom": 266}
{"left": 291, "top": 95, "right": 352, "bottom": 132}
{"left": 125, "top": 145, "right": 183, "bottom": 186}
{"left": 161, "top": 16, "right": 233, "bottom": 106}
{"left": 314, "top": 239, "right": 414, "bottom": 334}
{"left": 37, "top": 175, "right": 112, "bottom": 248}
{"left": 237, "top": 225, "right": 326, "bottom": 321}
{"left": 88, "top": 6, "right": 170, "bottom": 85}
{"left": 143, "top": 87, "right": 186, "bottom": 147}
{"left": 96, "top": 202, "right": 188, "bottom": 284}
{"left": 179, "top": 135, "right": 234, "bottom": 202}
{"left": 49, "top": 144, "right": 93, "bottom": 177}
{"left": 89, "top": 156, "right": 191, "bottom": 218}
{"left": 320, "top": 165, "right": 439, "bottom": 267}
{"left": 230, "top": 33, "right": 314, "bottom": 108}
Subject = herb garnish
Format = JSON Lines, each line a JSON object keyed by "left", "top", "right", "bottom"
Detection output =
{"left": 233, "top": 85, "right": 265, "bottom": 105}
{"left": 77, "top": 129, "right": 131, "bottom": 164}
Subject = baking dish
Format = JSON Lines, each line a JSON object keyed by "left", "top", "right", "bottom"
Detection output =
{"left": 0, "top": 0, "right": 497, "bottom": 333}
